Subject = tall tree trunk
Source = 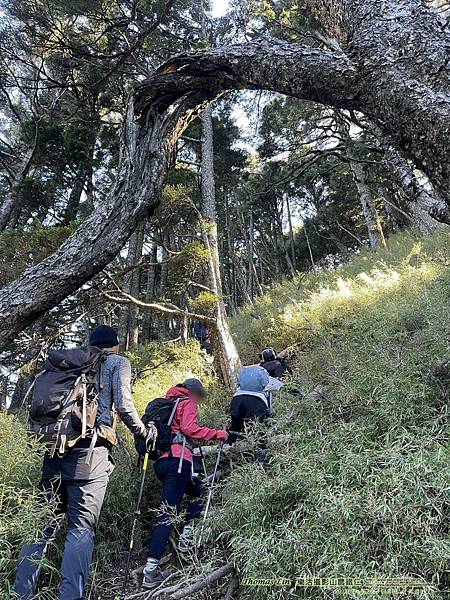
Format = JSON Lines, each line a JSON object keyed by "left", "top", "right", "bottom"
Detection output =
{"left": 155, "top": 245, "right": 170, "bottom": 340}
{"left": 274, "top": 202, "right": 297, "bottom": 277}
{"left": 8, "top": 369, "right": 35, "bottom": 414}
{"left": 303, "top": 221, "right": 316, "bottom": 268}
{"left": 249, "top": 211, "right": 264, "bottom": 296}
{"left": 0, "top": 125, "right": 40, "bottom": 231}
{"left": 337, "top": 115, "right": 387, "bottom": 248}
{"left": 118, "top": 223, "right": 145, "bottom": 350}
{"left": 200, "top": 105, "right": 241, "bottom": 387}
{"left": 63, "top": 140, "right": 96, "bottom": 224}
{"left": 179, "top": 297, "right": 189, "bottom": 346}
{"left": 377, "top": 187, "right": 400, "bottom": 233}
{"left": 223, "top": 196, "right": 235, "bottom": 311}
{"left": 64, "top": 169, "right": 87, "bottom": 225}
{"left": 0, "top": 376, "right": 7, "bottom": 413}
{"left": 349, "top": 159, "right": 386, "bottom": 248}
{"left": 1, "top": 20, "right": 450, "bottom": 345}
{"left": 236, "top": 206, "right": 263, "bottom": 298}
{"left": 141, "top": 240, "right": 158, "bottom": 343}
{"left": 286, "top": 195, "right": 297, "bottom": 272}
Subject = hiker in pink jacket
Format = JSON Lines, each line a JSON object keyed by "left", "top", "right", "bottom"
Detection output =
{"left": 143, "top": 379, "right": 227, "bottom": 588}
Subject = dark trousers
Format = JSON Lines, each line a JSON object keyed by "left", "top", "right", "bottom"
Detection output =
{"left": 14, "top": 445, "right": 114, "bottom": 600}
{"left": 148, "top": 458, "right": 205, "bottom": 560}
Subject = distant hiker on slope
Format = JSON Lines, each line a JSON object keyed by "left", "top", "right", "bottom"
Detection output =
{"left": 142, "top": 378, "right": 227, "bottom": 589}
{"left": 14, "top": 325, "right": 150, "bottom": 600}
{"left": 260, "top": 346, "right": 292, "bottom": 378}
{"left": 228, "top": 365, "right": 283, "bottom": 463}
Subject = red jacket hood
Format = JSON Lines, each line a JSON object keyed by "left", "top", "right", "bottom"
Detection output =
{"left": 165, "top": 386, "right": 191, "bottom": 401}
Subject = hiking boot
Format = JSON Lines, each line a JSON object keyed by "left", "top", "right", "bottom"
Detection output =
{"left": 142, "top": 559, "right": 170, "bottom": 589}
{"left": 178, "top": 524, "right": 194, "bottom": 554}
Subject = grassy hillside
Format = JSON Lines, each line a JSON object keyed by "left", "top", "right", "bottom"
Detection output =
{"left": 1, "top": 229, "right": 448, "bottom": 599}
{"left": 217, "top": 229, "right": 449, "bottom": 599}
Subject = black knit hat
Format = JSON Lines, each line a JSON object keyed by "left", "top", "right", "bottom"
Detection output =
{"left": 182, "top": 378, "right": 206, "bottom": 398}
{"left": 89, "top": 325, "right": 119, "bottom": 349}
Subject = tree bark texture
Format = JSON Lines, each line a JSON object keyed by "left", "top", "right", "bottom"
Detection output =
{"left": 0, "top": 2, "right": 449, "bottom": 345}
{"left": 304, "top": 0, "right": 450, "bottom": 196}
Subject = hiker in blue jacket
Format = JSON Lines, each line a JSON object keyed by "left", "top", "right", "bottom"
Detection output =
{"left": 228, "top": 365, "right": 282, "bottom": 463}
{"left": 14, "top": 325, "right": 148, "bottom": 600}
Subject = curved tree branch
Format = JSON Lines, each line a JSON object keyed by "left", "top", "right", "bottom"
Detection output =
{"left": 0, "top": 40, "right": 357, "bottom": 348}
{"left": 101, "top": 289, "right": 216, "bottom": 326}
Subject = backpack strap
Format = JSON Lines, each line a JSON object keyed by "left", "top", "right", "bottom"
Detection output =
{"left": 168, "top": 396, "right": 190, "bottom": 459}
{"left": 81, "top": 374, "right": 88, "bottom": 438}
{"left": 177, "top": 436, "right": 187, "bottom": 474}
{"left": 21, "top": 370, "right": 44, "bottom": 412}
{"left": 93, "top": 349, "right": 111, "bottom": 391}
{"left": 168, "top": 396, "right": 184, "bottom": 426}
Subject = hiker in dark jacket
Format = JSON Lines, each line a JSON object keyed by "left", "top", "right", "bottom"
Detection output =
{"left": 14, "top": 325, "right": 148, "bottom": 600}
{"left": 143, "top": 378, "right": 227, "bottom": 588}
{"left": 260, "top": 347, "right": 292, "bottom": 379}
{"left": 228, "top": 365, "right": 277, "bottom": 463}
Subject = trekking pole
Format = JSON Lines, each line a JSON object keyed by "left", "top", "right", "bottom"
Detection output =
{"left": 120, "top": 426, "right": 157, "bottom": 600}
{"left": 204, "top": 441, "right": 223, "bottom": 515}
{"left": 120, "top": 451, "right": 149, "bottom": 600}
{"left": 197, "top": 443, "right": 209, "bottom": 479}
{"left": 197, "top": 441, "right": 223, "bottom": 547}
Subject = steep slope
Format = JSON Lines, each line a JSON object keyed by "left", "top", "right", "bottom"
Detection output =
{"left": 210, "top": 230, "right": 449, "bottom": 599}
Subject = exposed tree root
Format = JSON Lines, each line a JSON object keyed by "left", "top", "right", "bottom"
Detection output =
{"left": 150, "top": 564, "right": 234, "bottom": 599}
{"left": 222, "top": 576, "right": 239, "bottom": 600}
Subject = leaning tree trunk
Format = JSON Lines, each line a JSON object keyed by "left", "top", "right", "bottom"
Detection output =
{"left": 305, "top": 0, "right": 450, "bottom": 199}
{"left": 1, "top": 2, "right": 450, "bottom": 346}
{"left": 364, "top": 120, "right": 450, "bottom": 229}
{"left": 382, "top": 146, "right": 450, "bottom": 233}
{"left": 200, "top": 105, "right": 242, "bottom": 387}
{"left": 337, "top": 114, "right": 387, "bottom": 248}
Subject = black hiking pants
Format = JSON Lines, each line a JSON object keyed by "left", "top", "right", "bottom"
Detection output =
{"left": 14, "top": 443, "right": 114, "bottom": 600}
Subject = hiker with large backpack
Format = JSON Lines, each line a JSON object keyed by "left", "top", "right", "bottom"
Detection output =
{"left": 140, "top": 378, "right": 227, "bottom": 589}
{"left": 14, "top": 325, "right": 151, "bottom": 600}
{"left": 228, "top": 365, "right": 282, "bottom": 463}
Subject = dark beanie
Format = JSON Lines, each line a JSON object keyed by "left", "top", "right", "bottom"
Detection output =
{"left": 182, "top": 378, "right": 206, "bottom": 398}
{"left": 89, "top": 325, "right": 119, "bottom": 349}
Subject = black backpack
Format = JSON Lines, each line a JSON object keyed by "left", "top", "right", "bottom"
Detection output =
{"left": 135, "top": 396, "right": 187, "bottom": 460}
{"left": 27, "top": 346, "right": 108, "bottom": 457}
